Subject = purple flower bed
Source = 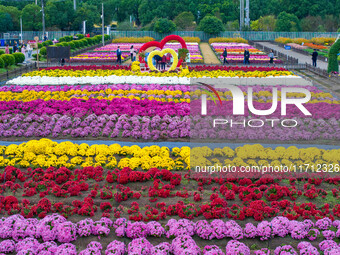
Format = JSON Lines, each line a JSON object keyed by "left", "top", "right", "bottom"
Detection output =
{"left": 0, "top": 98, "right": 190, "bottom": 117}
{"left": 0, "top": 215, "right": 339, "bottom": 254}
{"left": 0, "top": 114, "right": 190, "bottom": 140}
{"left": 191, "top": 116, "right": 340, "bottom": 141}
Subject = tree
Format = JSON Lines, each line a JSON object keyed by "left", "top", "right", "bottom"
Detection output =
{"left": 173, "top": 11, "right": 195, "bottom": 30}
{"left": 251, "top": 15, "right": 276, "bottom": 31}
{"left": 22, "top": 4, "right": 42, "bottom": 31}
{"left": 198, "top": 15, "right": 224, "bottom": 35}
{"left": 300, "top": 16, "right": 323, "bottom": 31}
{"left": 154, "top": 18, "right": 176, "bottom": 33}
{"left": 0, "top": 12, "right": 13, "bottom": 32}
{"left": 72, "top": 3, "right": 99, "bottom": 31}
{"left": 45, "top": 0, "right": 76, "bottom": 31}
{"left": 0, "top": 5, "right": 20, "bottom": 30}
{"left": 117, "top": 21, "right": 136, "bottom": 31}
{"left": 275, "top": 12, "right": 300, "bottom": 32}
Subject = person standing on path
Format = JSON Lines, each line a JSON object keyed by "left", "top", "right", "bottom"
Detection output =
{"left": 268, "top": 50, "right": 274, "bottom": 66}
{"left": 222, "top": 48, "right": 229, "bottom": 65}
{"left": 312, "top": 49, "right": 318, "bottom": 67}
{"left": 116, "top": 46, "right": 122, "bottom": 64}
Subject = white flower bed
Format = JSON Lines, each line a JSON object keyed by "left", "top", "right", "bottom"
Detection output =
{"left": 7, "top": 75, "right": 312, "bottom": 86}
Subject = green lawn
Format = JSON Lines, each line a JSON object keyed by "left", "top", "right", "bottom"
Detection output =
{"left": 0, "top": 65, "right": 22, "bottom": 74}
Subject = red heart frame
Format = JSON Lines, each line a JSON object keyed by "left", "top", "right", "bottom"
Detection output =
{"left": 138, "top": 35, "right": 187, "bottom": 68}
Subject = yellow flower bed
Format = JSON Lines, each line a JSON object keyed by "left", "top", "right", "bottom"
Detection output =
{"left": 22, "top": 69, "right": 295, "bottom": 78}
{"left": 0, "top": 139, "right": 189, "bottom": 170}
{"left": 0, "top": 140, "right": 338, "bottom": 172}
{"left": 112, "top": 37, "right": 154, "bottom": 43}
{"left": 0, "top": 89, "right": 191, "bottom": 103}
{"left": 190, "top": 144, "right": 340, "bottom": 171}
{"left": 209, "top": 37, "right": 248, "bottom": 44}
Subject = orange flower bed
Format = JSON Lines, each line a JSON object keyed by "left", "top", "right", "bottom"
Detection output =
{"left": 304, "top": 43, "right": 328, "bottom": 50}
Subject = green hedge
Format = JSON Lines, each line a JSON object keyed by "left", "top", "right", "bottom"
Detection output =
{"left": 0, "top": 58, "right": 4, "bottom": 68}
{"left": 328, "top": 39, "right": 340, "bottom": 73}
{"left": 13, "top": 52, "right": 25, "bottom": 64}
{"left": 0, "top": 54, "right": 16, "bottom": 67}
{"left": 40, "top": 47, "right": 47, "bottom": 57}
{"left": 0, "top": 50, "right": 5, "bottom": 55}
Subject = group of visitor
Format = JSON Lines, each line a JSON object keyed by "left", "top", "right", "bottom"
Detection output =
{"left": 4, "top": 41, "right": 32, "bottom": 63}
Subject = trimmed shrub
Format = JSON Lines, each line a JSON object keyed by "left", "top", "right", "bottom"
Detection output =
{"left": 59, "top": 37, "right": 65, "bottom": 42}
{"left": 68, "top": 41, "right": 76, "bottom": 49}
{"left": 61, "top": 42, "right": 69, "bottom": 47}
{"left": 65, "top": 36, "right": 73, "bottom": 42}
{"left": 73, "top": 40, "right": 80, "bottom": 49}
{"left": 0, "top": 50, "right": 5, "bottom": 55}
{"left": 104, "top": 34, "right": 110, "bottom": 40}
{"left": 32, "top": 53, "right": 42, "bottom": 60}
{"left": 76, "top": 34, "right": 85, "bottom": 39}
{"left": 328, "top": 39, "right": 340, "bottom": 73}
{"left": 0, "top": 54, "right": 16, "bottom": 67}
{"left": 38, "top": 43, "right": 43, "bottom": 48}
{"left": 13, "top": 52, "right": 25, "bottom": 64}
{"left": 0, "top": 57, "right": 4, "bottom": 68}
{"left": 40, "top": 47, "right": 47, "bottom": 57}
{"left": 81, "top": 39, "right": 88, "bottom": 46}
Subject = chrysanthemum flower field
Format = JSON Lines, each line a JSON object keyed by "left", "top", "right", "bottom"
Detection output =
{"left": 0, "top": 46, "right": 339, "bottom": 255}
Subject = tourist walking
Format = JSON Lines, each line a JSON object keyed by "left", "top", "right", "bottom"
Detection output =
{"left": 21, "top": 44, "right": 26, "bottom": 63}
{"left": 130, "top": 45, "right": 134, "bottom": 61}
{"left": 5, "top": 44, "right": 9, "bottom": 54}
{"left": 268, "top": 50, "right": 275, "bottom": 66}
{"left": 116, "top": 46, "right": 122, "bottom": 64}
{"left": 27, "top": 43, "right": 32, "bottom": 59}
{"left": 222, "top": 48, "right": 229, "bottom": 65}
{"left": 13, "top": 42, "right": 18, "bottom": 53}
{"left": 312, "top": 49, "right": 318, "bottom": 67}
{"left": 244, "top": 49, "right": 250, "bottom": 64}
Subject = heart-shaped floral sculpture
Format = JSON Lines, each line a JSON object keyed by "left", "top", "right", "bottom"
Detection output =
{"left": 138, "top": 35, "right": 187, "bottom": 68}
{"left": 147, "top": 48, "right": 178, "bottom": 71}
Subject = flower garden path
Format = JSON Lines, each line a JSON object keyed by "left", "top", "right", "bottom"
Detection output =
{"left": 200, "top": 42, "right": 221, "bottom": 64}
{"left": 256, "top": 41, "right": 328, "bottom": 70}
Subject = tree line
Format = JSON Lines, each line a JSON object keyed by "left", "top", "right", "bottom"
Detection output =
{"left": 0, "top": 0, "right": 339, "bottom": 33}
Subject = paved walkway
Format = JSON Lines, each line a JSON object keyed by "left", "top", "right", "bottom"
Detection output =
{"left": 255, "top": 41, "right": 328, "bottom": 70}
{"left": 200, "top": 43, "right": 221, "bottom": 64}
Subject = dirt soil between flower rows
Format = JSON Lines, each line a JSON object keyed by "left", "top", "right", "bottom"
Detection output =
{"left": 200, "top": 43, "right": 221, "bottom": 65}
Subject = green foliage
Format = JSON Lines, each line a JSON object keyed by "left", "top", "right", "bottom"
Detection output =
{"left": 251, "top": 15, "right": 276, "bottom": 31}
{"left": 0, "top": 5, "right": 20, "bottom": 30}
{"left": 275, "top": 12, "right": 300, "bottom": 32}
{"left": 104, "top": 34, "right": 110, "bottom": 40}
{"left": 338, "top": 28, "right": 340, "bottom": 32}
{"left": 198, "top": 15, "right": 224, "bottom": 35}
{"left": 68, "top": 41, "right": 76, "bottom": 50}
{"left": 327, "top": 39, "right": 340, "bottom": 73}
{"left": 80, "top": 39, "right": 88, "bottom": 46}
{"left": 45, "top": 0, "right": 75, "bottom": 31}
{"left": 0, "top": 50, "right": 4, "bottom": 55}
{"left": 32, "top": 53, "right": 42, "bottom": 60}
{"left": 76, "top": 34, "right": 85, "bottom": 39}
{"left": 13, "top": 52, "right": 25, "bottom": 64}
{"left": 0, "top": 54, "right": 15, "bottom": 67}
{"left": 40, "top": 47, "right": 47, "bottom": 57}
{"left": 72, "top": 3, "right": 99, "bottom": 32}
{"left": 173, "top": 12, "right": 195, "bottom": 30}
{"left": 0, "top": 11, "right": 13, "bottom": 32}
{"left": 38, "top": 43, "right": 43, "bottom": 49}
{"left": 178, "top": 48, "right": 189, "bottom": 61}
{"left": 73, "top": 40, "right": 80, "bottom": 49}
{"left": 117, "top": 21, "right": 137, "bottom": 31}
{"left": 22, "top": 4, "right": 42, "bottom": 31}
{"left": 0, "top": 57, "right": 4, "bottom": 68}
{"left": 61, "top": 42, "right": 69, "bottom": 47}
{"left": 154, "top": 18, "right": 176, "bottom": 33}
